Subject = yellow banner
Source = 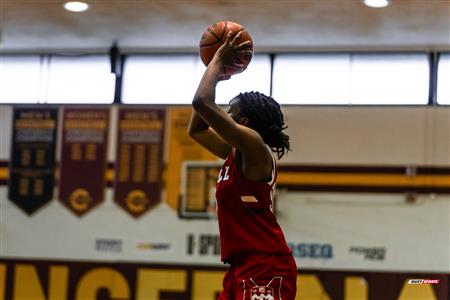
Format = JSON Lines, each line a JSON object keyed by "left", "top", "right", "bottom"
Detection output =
{"left": 165, "top": 107, "right": 217, "bottom": 210}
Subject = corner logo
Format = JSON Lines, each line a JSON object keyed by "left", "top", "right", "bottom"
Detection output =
{"left": 408, "top": 279, "right": 440, "bottom": 284}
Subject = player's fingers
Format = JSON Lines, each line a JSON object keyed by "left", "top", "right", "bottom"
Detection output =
{"left": 226, "top": 64, "right": 243, "bottom": 71}
{"left": 231, "top": 30, "right": 243, "bottom": 45}
{"left": 237, "top": 40, "right": 252, "bottom": 49}
{"left": 225, "top": 31, "right": 233, "bottom": 44}
{"left": 237, "top": 50, "right": 253, "bottom": 56}
{"left": 219, "top": 74, "right": 231, "bottom": 81}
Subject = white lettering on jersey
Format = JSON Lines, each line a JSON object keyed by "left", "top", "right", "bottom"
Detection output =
{"left": 217, "top": 166, "right": 230, "bottom": 183}
{"left": 269, "top": 189, "right": 274, "bottom": 212}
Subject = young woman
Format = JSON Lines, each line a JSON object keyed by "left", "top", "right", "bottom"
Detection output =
{"left": 188, "top": 31, "right": 297, "bottom": 300}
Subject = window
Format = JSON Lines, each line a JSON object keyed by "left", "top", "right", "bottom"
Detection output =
{"left": 122, "top": 55, "right": 202, "bottom": 104}
{"left": 350, "top": 53, "right": 428, "bottom": 105}
{"left": 437, "top": 53, "right": 450, "bottom": 105}
{"left": 45, "top": 55, "right": 115, "bottom": 103}
{"left": 0, "top": 55, "right": 42, "bottom": 103}
{"left": 273, "top": 53, "right": 429, "bottom": 105}
{"left": 214, "top": 55, "right": 271, "bottom": 104}
{"left": 273, "top": 54, "right": 351, "bottom": 104}
{"left": 0, "top": 52, "right": 438, "bottom": 105}
{"left": 122, "top": 54, "right": 271, "bottom": 104}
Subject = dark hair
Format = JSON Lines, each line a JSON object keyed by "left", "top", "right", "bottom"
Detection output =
{"left": 235, "top": 91, "right": 291, "bottom": 159}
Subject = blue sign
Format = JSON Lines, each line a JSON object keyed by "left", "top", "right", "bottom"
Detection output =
{"left": 288, "top": 242, "right": 333, "bottom": 259}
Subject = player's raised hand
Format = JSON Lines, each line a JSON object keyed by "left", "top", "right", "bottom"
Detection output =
{"left": 214, "top": 31, "right": 253, "bottom": 70}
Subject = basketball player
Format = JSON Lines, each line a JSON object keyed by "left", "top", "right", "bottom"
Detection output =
{"left": 188, "top": 31, "right": 297, "bottom": 300}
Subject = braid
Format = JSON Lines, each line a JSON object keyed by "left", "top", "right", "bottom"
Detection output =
{"left": 236, "top": 92, "right": 291, "bottom": 159}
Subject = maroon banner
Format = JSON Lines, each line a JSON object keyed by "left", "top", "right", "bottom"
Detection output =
{"left": 114, "top": 108, "right": 165, "bottom": 217}
{"left": 58, "top": 108, "right": 109, "bottom": 217}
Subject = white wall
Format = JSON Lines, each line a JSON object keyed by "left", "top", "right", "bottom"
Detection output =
{"left": 0, "top": 105, "right": 449, "bottom": 272}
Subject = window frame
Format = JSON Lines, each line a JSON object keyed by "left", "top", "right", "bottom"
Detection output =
{"left": 436, "top": 52, "right": 450, "bottom": 105}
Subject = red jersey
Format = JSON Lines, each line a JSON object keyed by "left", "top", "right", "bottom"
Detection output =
{"left": 215, "top": 149, "right": 292, "bottom": 263}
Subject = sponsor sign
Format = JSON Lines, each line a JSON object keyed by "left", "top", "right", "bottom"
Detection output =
{"left": 114, "top": 108, "right": 165, "bottom": 217}
{"left": 187, "top": 233, "right": 221, "bottom": 256}
{"left": 95, "top": 239, "right": 123, "bottom": 253}
{"left": 288, "top": 242, "right": 333, "bottom": 259}
{"left": 58, "top": 108, "right": 109, "bottom": 216}
{"left": 349, "top": 246, "right": 386, "bottom": 261}
{"left": 8, "top": 108, "right": 58, "bottom": 214}
{"left": 136, "top": 242, "right": 171, "bottom": 251}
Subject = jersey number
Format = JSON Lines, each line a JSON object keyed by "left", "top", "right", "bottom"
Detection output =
{"left": 217, "top": 166, "right": 230, "bottom": 183}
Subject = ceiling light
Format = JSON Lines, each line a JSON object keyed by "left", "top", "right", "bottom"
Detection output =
{"left": 64, "top": 1, "right": 89, "bottom": 12}
{"left": 363, "top": 0, "right": 391, "bottom": 8}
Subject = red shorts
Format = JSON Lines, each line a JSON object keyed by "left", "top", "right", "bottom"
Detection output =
{"left": 218, "top": 253, "right": 298, "bottom": 300}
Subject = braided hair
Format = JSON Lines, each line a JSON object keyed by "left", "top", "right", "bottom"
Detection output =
{"left": 234, "top": 91, "right": 291, "bottom": 159}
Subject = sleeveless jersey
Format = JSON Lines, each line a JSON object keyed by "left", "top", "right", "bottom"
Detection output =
{"left": 215, "top": 149, "right": 292, "bottom": 263}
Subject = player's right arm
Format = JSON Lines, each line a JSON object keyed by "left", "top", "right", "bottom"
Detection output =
{"left": 188, "top": 110, "right": 231, "bottom": 159}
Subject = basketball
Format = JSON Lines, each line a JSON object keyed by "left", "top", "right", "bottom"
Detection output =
{"left": 199, "top": 20, "right": 253, "bottom": 76}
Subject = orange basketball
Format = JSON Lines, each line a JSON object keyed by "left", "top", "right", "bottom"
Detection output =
{"left": 199, "top": 20, "right": 253, "bottom": 76}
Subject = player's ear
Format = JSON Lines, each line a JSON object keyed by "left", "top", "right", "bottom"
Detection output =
{"left": 239, "top": 117, "right": 250, "bottom": 126}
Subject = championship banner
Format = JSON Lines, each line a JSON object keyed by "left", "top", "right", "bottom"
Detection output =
{"left": 8, "top": 108, "right": 58, "bottom": 215}
{"left": 166, "top": 107, "right": 217, "bottom": 210}
{"left": 114, "top": 108, "right": 165, "bottom": 218}
{"left": 58, "top": 108, "right": 109, "bottom": 217}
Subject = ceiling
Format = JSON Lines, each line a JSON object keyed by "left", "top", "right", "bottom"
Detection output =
{"left": 1, "top": 0, "right": 449, "bottom": 54}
